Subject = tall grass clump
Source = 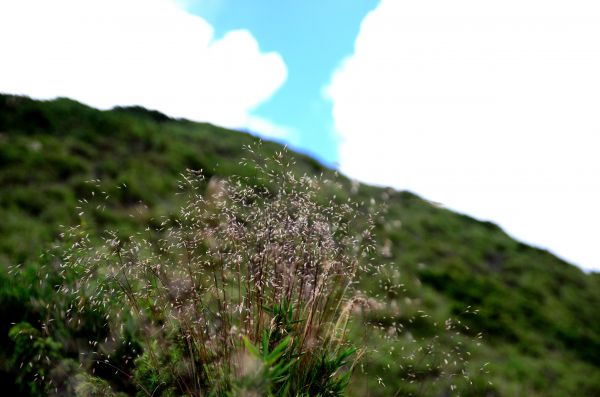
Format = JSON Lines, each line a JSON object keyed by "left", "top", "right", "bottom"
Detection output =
{"left": 50, "top": 148, "right": 375, "bottom": 396}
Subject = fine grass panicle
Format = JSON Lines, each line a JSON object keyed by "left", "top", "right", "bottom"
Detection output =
{"left": 48, "top": 148, "right": 376, "bottom": 396}
{"left": 348, "top": 261, "right": 484, "bottom": 397}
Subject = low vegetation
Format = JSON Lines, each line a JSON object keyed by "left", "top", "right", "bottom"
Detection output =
{"left": 51, "top": 155, "right": 375, "bottom": 395}
{"left": 1, "top": 94, "right": 600, "bottom": 395}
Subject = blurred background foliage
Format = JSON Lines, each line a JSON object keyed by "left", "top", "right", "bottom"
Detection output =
{"left": 1, "top": 94, "right": 600, "bottom": 396}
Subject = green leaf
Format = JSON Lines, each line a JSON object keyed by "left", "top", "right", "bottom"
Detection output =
{"left": 243, "top": 336, "right": 260, "bottom": 358}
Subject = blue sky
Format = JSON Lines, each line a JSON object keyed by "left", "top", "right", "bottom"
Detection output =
{"left": 1, "top": 0, "right": 599, "bottom": 271}
{"left": 192, "top": 0, "right": 379, "bottom": 165}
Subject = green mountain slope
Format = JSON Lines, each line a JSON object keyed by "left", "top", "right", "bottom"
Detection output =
{"left": 1, "top": 93, "right": 599, "bottom": 396}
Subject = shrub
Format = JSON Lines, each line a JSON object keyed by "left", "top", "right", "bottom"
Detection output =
{"left": 8, "top": 322, "right": 62, "bottom": 396}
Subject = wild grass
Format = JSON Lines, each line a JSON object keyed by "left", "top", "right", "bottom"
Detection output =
{"left": 49, "top": 148, "right": 376, "bottom": 396}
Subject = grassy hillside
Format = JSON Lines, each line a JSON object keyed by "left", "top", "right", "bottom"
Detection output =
{"left": 1, "top": 93, "right": 599, "bottom": 396}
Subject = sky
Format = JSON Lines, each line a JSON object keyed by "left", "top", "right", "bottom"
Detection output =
{"left": 190, "top": 0, "right": 379, "bottom": 164}
{"left": 0, "top": 0, "right": 599, "bottom": 271}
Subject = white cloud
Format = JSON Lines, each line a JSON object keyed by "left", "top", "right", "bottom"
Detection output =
{"left": 327, "top": 0, "right": 600, "bottom": 271}
{"left": 244, "top": 116, "right": 299, "bottom": 144}
{"left": 0, "top": 0, "right": 287, "bottom": 135}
